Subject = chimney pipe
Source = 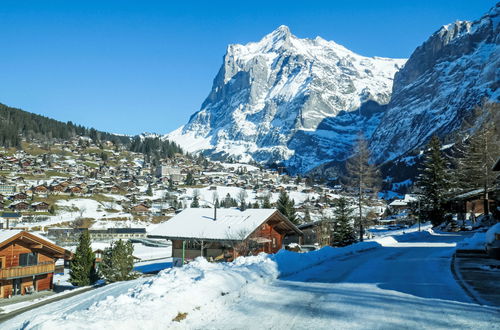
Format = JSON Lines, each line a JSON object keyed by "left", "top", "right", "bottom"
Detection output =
{"left": 214, "top": 206, "right": 217, "bottom": 221}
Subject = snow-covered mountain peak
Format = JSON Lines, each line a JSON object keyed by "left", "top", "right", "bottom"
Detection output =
{"left": 168, "top": 27, "right": 406, "bottom": 173}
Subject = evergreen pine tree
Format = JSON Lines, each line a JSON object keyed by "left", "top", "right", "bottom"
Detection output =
{"left": 331, "top": 197, "right": 356, "bottom": 247}
{"left": 261, "top": 193, "right": 272, "bottom": 208}
{"left": 277, "top": 191, "right": 298, "bottom": 224}
{"left": 100, "top": 240, "right": 136, "bottom": 283}
{"left": 146, "top": 184, "right": 153, "bottom": 197}
{"left": 69, "top": 230, "right": 99, "bottom": 286}
{"left": 185, "top": 172, "right": 194, "bottom": 186}
{"left": 191, "top": 189, "right": 200, "bottom": 208}
{"left": 303, "top": 207, "right": 311, "bottom": 222}
{"left": 417, "top": 136, "right": 452, "bottom": 226}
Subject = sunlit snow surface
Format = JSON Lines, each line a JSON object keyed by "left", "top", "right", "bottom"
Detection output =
{"left": 4, "top": 229, "right": 498, "bottom": 329}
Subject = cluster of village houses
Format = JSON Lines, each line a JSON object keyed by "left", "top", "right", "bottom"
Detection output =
{"left": 0, "top": 137, "right": 498, "bottom": 299}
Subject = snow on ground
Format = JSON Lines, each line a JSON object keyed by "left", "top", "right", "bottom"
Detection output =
{"left": 13, "top": 197, "right": 134, "bottom": 229}
{"left": 3, "top": 255, "right": 277, "bottom": 329}
{"left": 0, "top": 287, "right": 88, "bottom": 315}
{"left": 53, "top": 269, "right": 72, "bottom": 286}
{"left": 182, "top": 185, "right": 320, "bottom": 207}
{"left": 486, "top": 223, "right": 500, "bottom": 244}
{"left": 369, "top": 222, "right": 432, "bottom": 238}
{"left": 62, "top": 242, "right": 171, "bottom": 262}
{"left": 219, "top": 162, "right": 260, "bottom": 172}
{"left": 3, "top": 230, "right": 498, "bottom": 329}
{"left": 457, "top": 232, "right": 487, "bottom": 250}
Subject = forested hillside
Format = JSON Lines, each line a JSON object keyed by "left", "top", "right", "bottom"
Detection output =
{"left": 0, "top": 103, "right": 183, "bottom": 159}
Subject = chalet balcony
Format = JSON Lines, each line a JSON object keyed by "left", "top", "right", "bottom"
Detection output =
{"left": 0, "top": 262, "right": 55, "bottom": 280}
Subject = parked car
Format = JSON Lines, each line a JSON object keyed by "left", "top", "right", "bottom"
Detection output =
{"left": 485, "top": 223, "right": 500, "bottom": 259}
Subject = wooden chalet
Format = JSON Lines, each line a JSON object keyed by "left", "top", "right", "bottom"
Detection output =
{"left": 12, "top": 193, "right": 28, "bottom": 201}
{"left": 50, "top": 184, "right": 65, "bottom": 194}
{"left": 9, "top": 201, "right": 30, "bottom": 211}
{"left": 33, "top": 185, "right": 49, "bottom": 195}
{"left": 130, "top": 203, "right": 150, "bottom": 215}
{"left": 447, "top": 187, "right": 499, "bottom": 220}
{"left": 149, "top": 208, "right": 303, "bottom": 261}
{"left": 31, "top": 202, "right": 50, "bottom": 212}
{"left": 66, "top": 186, "right": 83, "bottom": 195}
{"left": 0, "top": 230, "right": 73, "bottom": 298}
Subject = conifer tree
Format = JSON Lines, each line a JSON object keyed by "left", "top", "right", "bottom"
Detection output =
{"left": 261, "top": 193, "right": 272, "bottom": 208}
{"left": 417, "top": 136, "right": 452, "bottom": 226}
{"left": 191, "top": 189, "right": 200, "bottom": 208}
{"left": 277, "top": 191, "right": 298, "bottom": 224}
{"left": 70, "top": 230, "right": 99, "bottom": 286}
{"left": 100, "top": 240, "right": 136, "bottom": 283}
{"left": 185, "top": 172, "right": 194, "bottom": 186}
{"left": 146, "top": 184, "right": 153, "bottom": 197}
{"left": 331, "top": 197, "right": 356, "bottom": 247}
{"left": 303, "top": 207, "right": 311, "bottom": 223}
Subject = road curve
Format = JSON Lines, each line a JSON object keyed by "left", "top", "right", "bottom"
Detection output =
{"left": 200, "top": 232, "right": 499, "bottom": 330}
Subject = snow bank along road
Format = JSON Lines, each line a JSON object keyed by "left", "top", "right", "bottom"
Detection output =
{"left": 2, "top": 231, "right": 499, "bottom": 329}
{"left": 201, "top": 231, "right": 499, "bottom": 329}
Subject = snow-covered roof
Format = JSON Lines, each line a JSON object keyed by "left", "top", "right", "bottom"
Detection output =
{"left": 0, "top": 230, "right": 23, "bottom": 243}
{"left": 149, "top": 208, "right": 283, "bottom": 241}
{"left": 0, "top": 230, "right": 56, "bottom": 246}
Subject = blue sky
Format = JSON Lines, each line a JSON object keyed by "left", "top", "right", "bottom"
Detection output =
{"left": 0, "top": 1, "right": 496, "bottom": 135}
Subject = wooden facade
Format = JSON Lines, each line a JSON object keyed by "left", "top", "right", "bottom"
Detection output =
{"left": 169, "top": 211, "right": 302, "bottom": 261}
{"left": 0, "top": 231, "right": 72, "bottom": 298}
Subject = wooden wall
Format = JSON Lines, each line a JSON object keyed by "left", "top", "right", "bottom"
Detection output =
{"left": 0, "top": 240, "right": 54, "bottom": 268}
{"left": 0, "top": 238, "right": 56, "bottom": 298}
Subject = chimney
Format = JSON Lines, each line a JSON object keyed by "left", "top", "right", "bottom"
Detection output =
{"left": 214, "top": 206, "right": 217, "bottom": 221}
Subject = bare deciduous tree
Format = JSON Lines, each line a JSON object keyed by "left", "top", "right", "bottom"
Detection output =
{"left": 345, "top": 134, "right": 380, "bottom": 241}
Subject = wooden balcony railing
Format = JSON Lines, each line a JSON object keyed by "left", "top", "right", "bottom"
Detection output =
{"left": 0, "top": 262, "right": 55, "bottom": 279}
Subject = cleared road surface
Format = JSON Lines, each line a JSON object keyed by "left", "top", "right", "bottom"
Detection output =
{"left": 201, "top": 232, "right": 499, "bottom": 329}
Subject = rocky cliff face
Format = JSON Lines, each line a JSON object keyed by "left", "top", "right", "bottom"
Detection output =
{"left": 370, "top": 4, "right": 500, "bottom": 163}
{"left": 167, "top": 26, "right": 405, "bottom": 173}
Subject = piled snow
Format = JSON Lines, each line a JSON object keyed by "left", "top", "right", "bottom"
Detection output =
{"left": 486, "top": 223, "right": 500, "bottom": 244}
{"left": 457, "top": 232, "right": 487, "bottom": 250}
{"left": 10, "top": 255, "right": 277, "bottom": 329}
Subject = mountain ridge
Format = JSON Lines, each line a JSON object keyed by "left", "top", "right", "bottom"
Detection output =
{"left": 167, "top": 25, "right": 406, "bottom": 173}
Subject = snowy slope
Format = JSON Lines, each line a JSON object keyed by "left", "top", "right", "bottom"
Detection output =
{"left": 167, "top": 25, "right": 405, "bottom": 173}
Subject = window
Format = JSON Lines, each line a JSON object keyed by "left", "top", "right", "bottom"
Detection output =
{"left": 19, "top": 252, "right": 38, "bottom": 266}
